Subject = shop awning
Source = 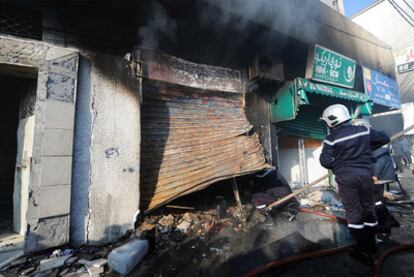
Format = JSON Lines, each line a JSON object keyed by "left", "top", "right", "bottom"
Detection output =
{"left": 295, "top": 78, "right": 370, "bottom": 103}
{"left": 270, "top": 78, "right": 372, "bottom": 139}
{"left": 271, "top": 78, "right": 371, "bottom": 123}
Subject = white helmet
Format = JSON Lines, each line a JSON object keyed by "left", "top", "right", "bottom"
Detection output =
{"left": 321, "top": 104, "right": 351, "bottom": 128}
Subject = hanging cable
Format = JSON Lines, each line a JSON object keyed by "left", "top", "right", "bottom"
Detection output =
{"left": 389, "top": 0, "right": 414, "bottom": 26}
{"left": 388, "top": 0, "right": 414, "bottom": 27}
{"left": 402, "top": 0, "right": 414, "bottom": 14}
{"left": 391, "top": 0, "right": 414, "bottom": 23}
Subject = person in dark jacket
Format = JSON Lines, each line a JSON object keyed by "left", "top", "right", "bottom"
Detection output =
{"left": 372, "top": 145, "right": 400, "bottom": 236}
{"left": 319, "top": 104, "right": 389, "bottom": 265}
{"left": 251, "top": 168, "right": 300, "bottom": 214}
{"left": 353, "top": 120, "right": 400, "bottom": 237}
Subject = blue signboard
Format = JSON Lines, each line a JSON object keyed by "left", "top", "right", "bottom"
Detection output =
{"left": 362, "top": 67, "right": 400, "bottom": 109}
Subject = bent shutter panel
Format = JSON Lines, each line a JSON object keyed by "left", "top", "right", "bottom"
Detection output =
{"left": 141, "top": 81, "right": 267, "bottom": 211}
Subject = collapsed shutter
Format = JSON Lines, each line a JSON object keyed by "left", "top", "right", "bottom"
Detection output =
{"left": 140, "top": 81, "right": 267, "bottom": 211}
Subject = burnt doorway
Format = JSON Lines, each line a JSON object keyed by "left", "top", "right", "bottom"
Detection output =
{"left": 0, "top": 74, "right": 36, "bottom": 242}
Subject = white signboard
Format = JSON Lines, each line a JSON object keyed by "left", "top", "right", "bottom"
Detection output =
{"left": 395, "top": 46, "right": 414, "bottom": 74}
{"left": 402, "top": 103, "right": 414, "bottom": 135}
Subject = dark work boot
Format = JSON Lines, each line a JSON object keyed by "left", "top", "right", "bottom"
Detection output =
{"left": 348, "top": 249, "right": 375, "bottom": 266}
{"left": 365, "top": 225, "right": 378, "bottom": 255}
{"left": 348, "top": 228, "right": 375, "bottom": 266}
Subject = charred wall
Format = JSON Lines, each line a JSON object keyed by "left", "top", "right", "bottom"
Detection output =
{"left": 0, "top": 0, "right": 398, "bottom": 248}
{"left": 70, "top": 51, "right": 141, "bottom": 246}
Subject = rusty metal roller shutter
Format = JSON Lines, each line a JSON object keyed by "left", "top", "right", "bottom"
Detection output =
{"left": 141, "top": 81, "right": 267, "bottom": 211}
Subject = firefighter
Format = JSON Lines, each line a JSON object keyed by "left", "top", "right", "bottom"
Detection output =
{"left": 353, "top": 119, "right": 400, "bottom": 238}
{"left": 319, "top": 104, "right": 389, "bottom": 265}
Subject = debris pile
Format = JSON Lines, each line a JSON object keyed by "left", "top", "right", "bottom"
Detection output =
{"left": 137, "top": 203, "right": 267, "bottom": 246}
{"left": 3, "top": 174, "right": 410, "bottom": 276}
{"left": 133, "top": 200, "right": 286, "bottom": 276}
{"left": 0, "top": 245, "right": 113, "bottom": 276}
{"left": 300, "top": 189, "right": 345, "bottom": 215}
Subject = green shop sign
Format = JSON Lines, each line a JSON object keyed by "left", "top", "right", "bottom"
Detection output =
{"left": 270, "top": 78, "right": 371, "bottom": 123}
{"left": 297, "top": 78, "right": 369, "bottom": 103}
{"left": 306, "top": 44, "right": 356, "bottom": 89}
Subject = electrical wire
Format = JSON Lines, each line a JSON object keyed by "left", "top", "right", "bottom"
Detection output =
{"left": 394, "top": 0, "right": 414, "bottom": 21}
{"left": 388, "top": 0, "right": 414, "bottom": 28}
{"left": 388, "top": 0, "right": 413, "bottom": 26}
{"left": 402, "top": 0, "right": 414, "bottom": 14}
{"left": 390, "top": 0, "right": 414, "bottom": 23}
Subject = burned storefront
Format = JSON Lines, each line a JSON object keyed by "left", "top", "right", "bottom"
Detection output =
{"left": 137, "top": 49, "right": 268, "bottom": 211}
{"left": 272, "top": 45, "right": 373, "bottom": 187}
{"left": 271, "top": 45, "right": 401, "bottom": 188}
{"left": 0, "top": 0, "right": 400, "bottom": 271}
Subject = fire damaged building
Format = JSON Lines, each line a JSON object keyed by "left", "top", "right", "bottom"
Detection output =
{"left": 0, "top": 0, "right": 399, "bottom": 264}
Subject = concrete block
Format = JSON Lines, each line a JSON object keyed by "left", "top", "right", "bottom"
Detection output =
{"left": 40, "top": 156, "right": 72, "bottom": 186}
{"left": 108, "top": 239, "right": 149, "bottom": 275}
{"left": 38, "top": 254, "right": 72, "bottom": 272}
{"left": 26, "top": 216, "right": 69, "bottom": 252}
{"left": 38, "top": 185, "right": 70, "bottom": 217}
{"left": 41, "top": 128, "right": 74, "bottom": 156}
{"left": 46, "top": 72, "right": 76, "bottom": 102}
{"left": 29, "top": 185, "right": 70, "bottom": 219}
{"left": 0, "top": 36, "right": 48, "bottom": 66}
{"left": 45, "top": 100, "right": 75, "bottom": 129}
{"left": 0, "top": 250, "right": 24, "bottom": 270}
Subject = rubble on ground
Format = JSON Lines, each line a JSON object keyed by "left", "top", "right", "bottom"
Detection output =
{"left": 1, "top": 176, "right": 412, "bottom": 276}
{"left": 300, "top": 189, "right": 346, "bottom": 216}
{"left": 0, "top": 201, "right": 268, "bottom": 277}
{"left": 0, "top": 177, "right": 337, "bottom": 276}
{"left": 0, "top": 244, "right": 115, "bottom": 276}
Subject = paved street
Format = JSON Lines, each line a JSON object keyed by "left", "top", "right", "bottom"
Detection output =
{"left": 272, "top": 171, "right": 414, "bottom": 277}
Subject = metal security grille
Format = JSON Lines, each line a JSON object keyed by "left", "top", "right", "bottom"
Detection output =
{"left": 276, "top": 105, "right": 328, "bottom": 140}
{"left": 140, "top": 81, "right": 268, "bottom": 211}
{"left": 0, "top": 3, "right": 42, "bottom": 40}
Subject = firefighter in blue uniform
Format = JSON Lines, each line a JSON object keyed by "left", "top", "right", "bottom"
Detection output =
{"left": 353, "top": 119, "right": 400, "bottom": 237}
{"left": 319, "top": 104, "right": 390, "bottom": 265}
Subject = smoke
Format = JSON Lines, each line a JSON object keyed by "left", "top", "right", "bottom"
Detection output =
{"left": 138, "top": 1, "right": 177, "bottom": 50}
{"left": 197, "top": 1, "right": 255, "bottom": 45}
{"left": 202, "top": 0, "right": 324, "bottom": 47}
{"left": 193, "top": 0, "right": 322, "bottom": 64}
{"left": 136, "top": 0, "right": 325, "bottom": 68}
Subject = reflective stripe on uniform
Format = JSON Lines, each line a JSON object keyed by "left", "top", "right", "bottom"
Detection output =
{"left": 348, "top": 223, "right": 364, "bottom": 229}
{"left": 364, "top": 221, "right": 378, "bottom": 227}
{"left": 324, "top": 128, "right": 370, "bottom": 146}
{"left": 375, "top": 201, "right": 382, "bottom": 206}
